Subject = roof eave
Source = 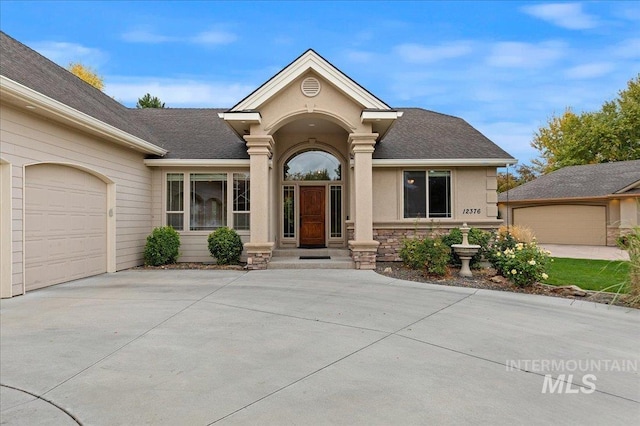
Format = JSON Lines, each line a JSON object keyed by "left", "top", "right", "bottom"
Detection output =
{"left": 0, "top": 75, "right": 167, "bottom": 156}
{"left": 373, "top": 158, "right": 517, "bottom": 167}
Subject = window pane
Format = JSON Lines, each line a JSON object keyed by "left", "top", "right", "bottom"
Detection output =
{"left": 167, "top": 213, "right": 184, "bottom": 230}
{"left": 190, "top": 174, "right": 227, "bottom": 230}
{"left": 330, "top": 185, "right": 342, "bottom": 238}
{"left": 429, "top": 171, "right": 451, "bottom": 218}
{"left": 284, "top": 150, "right": 341, "bottom": 181}
{"left": 233, "top": 173, "right": 250, "bottom": 212}
{"left": 166, "top": 173, "right": 183, "bottom": 211}
{"left": 404, "top": 171, "right": 426, "bottom": 218}
{"left": 283, "top": 186, "right": 295, "bottom": 238}
{"left": 233, "top": 213, "right": 250, "bottom": 231}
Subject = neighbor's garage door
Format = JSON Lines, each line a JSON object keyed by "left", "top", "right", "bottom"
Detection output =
{"left": 25, "top": 164, "right": 107, "bottom": 291}
{"left": 513, "top": 205, "right": 606, "bottom": 246}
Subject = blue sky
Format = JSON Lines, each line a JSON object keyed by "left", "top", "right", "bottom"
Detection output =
{"left": 2, "top": 1, "right": 639, "bottom": 165}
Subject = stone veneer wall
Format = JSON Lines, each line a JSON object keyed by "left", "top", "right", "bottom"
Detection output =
{"left": 608, "top": 226, "right": 633, "bottom": 247}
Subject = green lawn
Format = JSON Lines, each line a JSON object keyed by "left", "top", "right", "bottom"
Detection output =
{"left": 543, "top": 257, "right": 630, "bottom": 293}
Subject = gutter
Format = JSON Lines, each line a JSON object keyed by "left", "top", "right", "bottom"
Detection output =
{"left": 373, "top": 158, "right": 517, "bottom": 167}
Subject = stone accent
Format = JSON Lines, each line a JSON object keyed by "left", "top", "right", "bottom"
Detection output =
{"left": 349, "top": 240, "right": 380, "bottom": 270}
{"left": 244, "top": 242, "right": 274, "bottom": 270}
{"left": 374, "top": 228, "right": 451, "bottom": 262}
{"left": 245, "top": 252, "right": 271, "bottom": 270}
{"left": 608, "top": 226, "right": 632, "bottom": 247}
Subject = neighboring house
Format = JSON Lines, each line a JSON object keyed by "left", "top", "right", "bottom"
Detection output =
{"left": 0, "top": 31, "right": 515, "bottom": 298}
{"left": 498, "top": 160, "right": 640, "bottom": 246}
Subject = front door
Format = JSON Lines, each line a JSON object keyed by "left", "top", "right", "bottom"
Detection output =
{"left": 299, "top": 186, "right": 325, "bottom": 247}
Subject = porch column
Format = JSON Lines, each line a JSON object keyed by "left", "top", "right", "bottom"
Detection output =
{"left": 244, "top": 135, "right": 274, "bottom": 270}
{"left": 348, "top": 133, "right": 380, "bottom": 269}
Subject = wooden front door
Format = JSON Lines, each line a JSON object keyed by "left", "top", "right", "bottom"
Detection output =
{"left": 299, "top": 186, "right": 325, "bottom": 247}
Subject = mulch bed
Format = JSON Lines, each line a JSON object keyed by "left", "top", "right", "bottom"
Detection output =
{"left": 375, "top": 262, "right": 634, "bottom": 308}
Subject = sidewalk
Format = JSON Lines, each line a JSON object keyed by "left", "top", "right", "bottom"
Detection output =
{"left": 539, "top": 244, "right": 630, "bottom": 261}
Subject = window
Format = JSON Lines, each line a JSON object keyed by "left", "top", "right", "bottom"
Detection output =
{"left": 165, "top": 172, "right": 250, "bottom": 232}
{"left": 283, "top": 186, "right": 295, "bottom": 238}
{"left": 330, "top": 185, "right": 342, "bottom": 238}
{"left": 166, "top": 173, "right": 184, "bottom": 230}
{"left": 403, "top": 170, "right": 451, "bottom": 219}
{"left": 190, "top": 173, "right": 227, "bottom": 230}
{"left": 284, "top": 150, "right": 341, "bottom": 181}
{"left": 233, "top": 173, "right": 250, "bottom": 231}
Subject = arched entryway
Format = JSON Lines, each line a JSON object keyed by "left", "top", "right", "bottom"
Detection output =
{"left": 280, "top": 147, "right": 346, "bottom": 248}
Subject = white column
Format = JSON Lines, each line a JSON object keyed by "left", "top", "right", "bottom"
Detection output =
{"left": 348, "top": 133, "right": 379, "bottom": 269}
{"left": 243, "top": 135, "right": 274, "bottom": 268}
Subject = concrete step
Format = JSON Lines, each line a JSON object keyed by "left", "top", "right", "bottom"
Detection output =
{"left": 268, "top": 258, "right": 355, "bottom": 270}
{"left": 268, "top": 248, "right": 354, "bottom": 269}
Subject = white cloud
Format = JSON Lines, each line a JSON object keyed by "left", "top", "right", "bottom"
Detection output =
{"left": 565, "top": 62, "right": 615, "bottom": 79}
{"left": 486, "top": 41, "right": 565, "bottom": 68}
{"left": 121, "top": 30, "right": 176, "bottom": 43}
{"left": 190, "top": 30, "right": 237, "bottom": 45}
{"left": 394, "top": 41, "right": 473, "bottom": 63}
{"left": 105, "top": 77, "right": 254, "bottom": 107}
{"left": 30, "top": 41, "right": 107, "bottom": 68}
{"left": 613, "top": 38, "right": 640, "bottom": 58}
{"left": 522, "top": 3, "right": 599, "bottom": 30}
{"left": 121, "top": 28, "right": 237, "bottom": 45}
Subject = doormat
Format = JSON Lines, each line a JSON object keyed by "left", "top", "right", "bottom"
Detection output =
{"left": 299, "top": 256, "right": 331, "bottom": 260}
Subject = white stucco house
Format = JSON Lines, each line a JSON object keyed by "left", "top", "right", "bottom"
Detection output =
{"left": 1, "top": 31, "right": 516, "bottom": 297}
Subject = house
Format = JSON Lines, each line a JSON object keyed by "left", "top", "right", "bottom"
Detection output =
{"left": 498, "top": 160, "right": 640, "bottom": 246}
{"left": 0, "top": 31, "right": 515, "bottom": 298}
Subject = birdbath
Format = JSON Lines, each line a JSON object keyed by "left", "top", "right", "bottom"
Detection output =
{"left": 451, "top": 223, "right": 481, "bottom": 278}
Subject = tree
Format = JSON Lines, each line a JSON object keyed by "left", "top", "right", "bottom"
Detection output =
{"left": 67, "top": 62, "right": 104, "bottom": 91}
{"left": 531, "top": 74, "right": 640, "bottom": 174}
{"left": 136, "top": 93, "right": 166, "bottom": 109}
{"left": 497, "top": 164, "right": 538, "bottom": 193}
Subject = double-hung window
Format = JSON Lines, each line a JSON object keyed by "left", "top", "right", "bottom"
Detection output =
{"left": 165, "top": 172, "right": 249, "bottom": 231}
{"left": 403, "top": 170, "right": 451, "bottom": 219}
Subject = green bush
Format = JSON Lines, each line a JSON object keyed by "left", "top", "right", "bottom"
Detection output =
{"left": 442, "top": 227, "right": 491, "bottom": 268}
{"left": 208, "top": 227, "right": 243, "bottom": 265}
{"left": 144, "top": 226, "right": 180, "bottom": 266}
{"left": 400, "top": 237, "right": 450, "bottom": 277}
{"left": 488, "top": 229, "right": 551, "bottom": 288}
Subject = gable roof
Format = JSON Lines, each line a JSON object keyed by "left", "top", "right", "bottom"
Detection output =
{"left": 499, "top": 160, "right": 640, "bottom": 202}
{"left": 373, "top": 108, "right": 514, "bottom": 162}
{"left": 230, "top": 49, "right": 391, "bottom": 111}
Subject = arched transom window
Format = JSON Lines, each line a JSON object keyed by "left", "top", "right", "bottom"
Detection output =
{"left": 284, "top": 150, "right": 341, "bottom": 181}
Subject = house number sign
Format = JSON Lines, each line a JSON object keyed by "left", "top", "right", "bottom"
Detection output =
{"left": 462, "top": 208, "right": 481, "bottom": 214}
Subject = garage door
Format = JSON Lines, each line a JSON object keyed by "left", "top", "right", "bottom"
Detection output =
{"left": 25, "top": 164, "right": 107, "bottom": 291}
{"left": 513, "top": 205, "right": 606, "bottom": 245}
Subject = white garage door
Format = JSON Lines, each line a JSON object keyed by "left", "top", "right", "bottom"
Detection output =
{"left": 25, "top": 164, "right": 107, "bottom": 291}
{"left": 513, "top": 205, "right": 606, "bottom": 246}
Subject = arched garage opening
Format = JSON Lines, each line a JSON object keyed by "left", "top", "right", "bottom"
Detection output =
{"left": 24, "top": 163, "right": 111, "bottom": 291}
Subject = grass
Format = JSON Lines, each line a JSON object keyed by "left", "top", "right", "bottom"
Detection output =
{"left": 543, "top": 257, "right": 629, "bottom": 293}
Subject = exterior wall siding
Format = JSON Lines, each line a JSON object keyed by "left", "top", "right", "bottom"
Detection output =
{"left": 0, "top": 104, "right": 153, "bottom": 295}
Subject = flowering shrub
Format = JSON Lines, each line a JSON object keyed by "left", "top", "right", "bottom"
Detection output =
{"left": 489, "top": 227, "right": 550, "bottom": 287}
{"left": 399, "top": 237, "right": 450, "bottom": 277}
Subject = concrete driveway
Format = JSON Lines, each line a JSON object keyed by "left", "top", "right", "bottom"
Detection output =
{"left": 1, "top": 270, "right": 638, "bottom": 425}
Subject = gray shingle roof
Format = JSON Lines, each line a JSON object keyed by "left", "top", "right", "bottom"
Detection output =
{"left": 499, "top": 160, "right": 640, "bottom": 202}
{"left": 2, "top": 31, "right": 515, "bottom": 163}
{"left": 129, "top": 108, "right": 248, "bottom": 159}
{"left": 374, "top": 108, "right": 514, "bottom": 160}
{"left": 0, "top": 31, "right": 158, "bottom": 144}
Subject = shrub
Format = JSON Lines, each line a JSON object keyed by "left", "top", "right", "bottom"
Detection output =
{"left": 400, "top": 237, "right": 450, "bottom": 277}
{"left": 621, "top": 227, "right": 640, "bottom": 307}
{"left": 442, "top": 227, "right": 491, "bottom": 268}
{"left": 207, "top": 227, "right": 243, "bottom": 265}
{"left": 489, "top": 227, "right": 550, "bottom": 287}
{"left": 144, "top": 226, "right": 180, "bottom": 266}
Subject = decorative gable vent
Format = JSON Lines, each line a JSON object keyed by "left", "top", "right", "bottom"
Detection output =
{"left": 301, "top": 77, "right": 321, "bottom": 97}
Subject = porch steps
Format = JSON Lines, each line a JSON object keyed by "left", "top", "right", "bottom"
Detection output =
{"left": 268, "top": 248, "right": 355, "bottom": 269}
